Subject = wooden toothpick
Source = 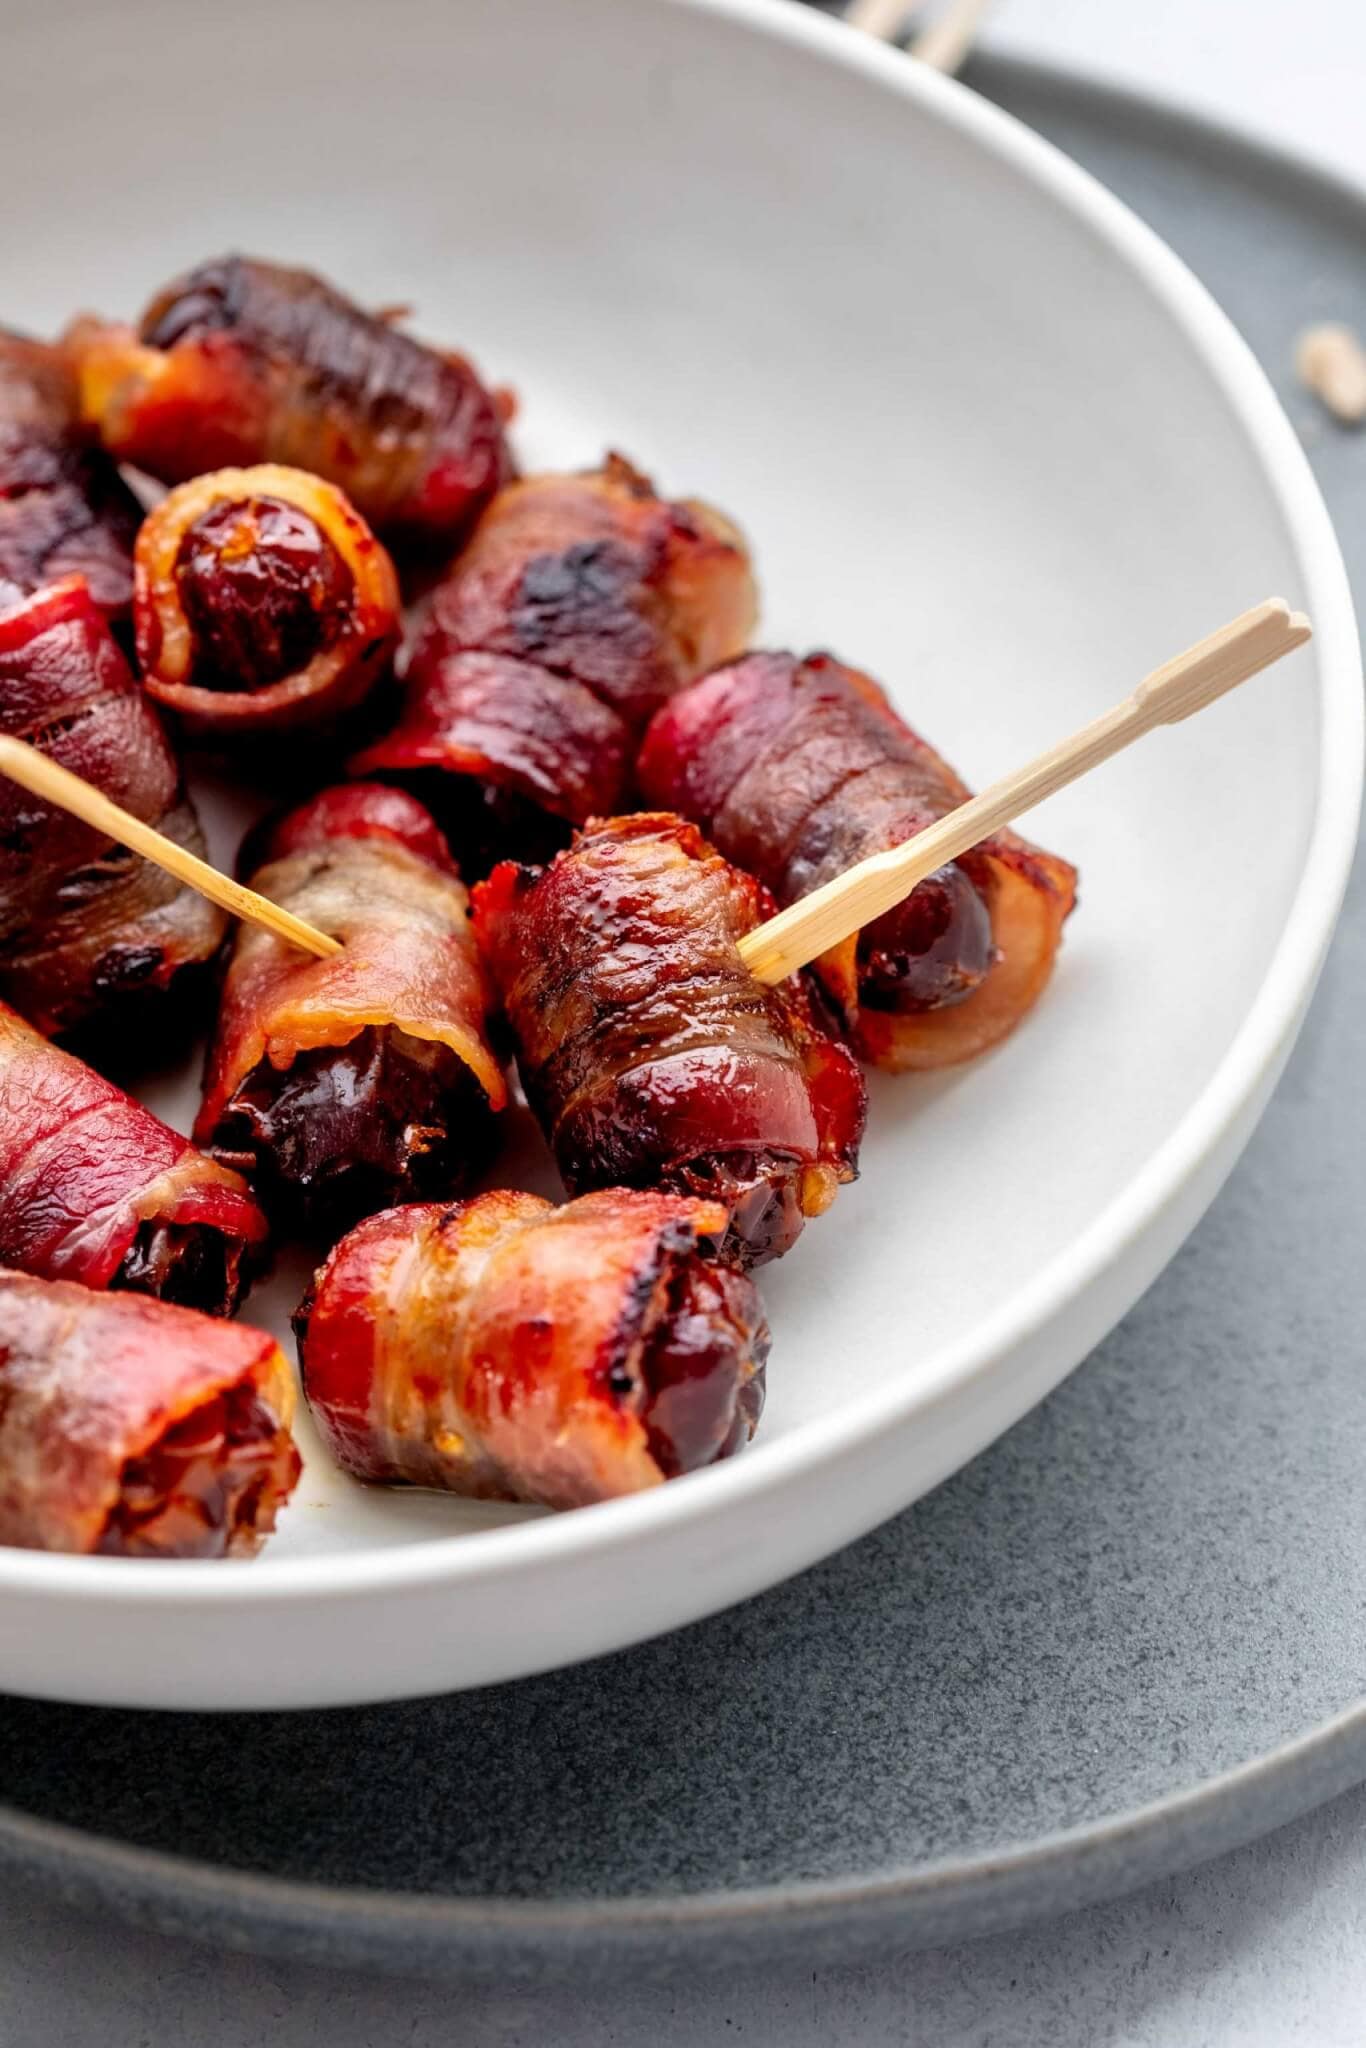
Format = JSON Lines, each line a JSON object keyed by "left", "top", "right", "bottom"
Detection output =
{"left": 844, "top": 0, "right": 991, "bottom": 73}
{"left": 0, "top": 736, "right": 342, "bottom": 961}
{"left": 738, "top": 599, "right": 1312, "bottom": 988}
{"left": 844, "top": 0, "right": 918, "bottom": 40}
{"left": 909, "top": 0, "right": 992, "bottom": 73}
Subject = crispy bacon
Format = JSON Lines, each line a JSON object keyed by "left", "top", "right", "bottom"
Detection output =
{"left": 351, "top": 456, "right": 757, "bottom": 873}
{"left": 0, "top": 577, "right": 226, "bottom": 1036}
{"left": 66, "top": 254, "right": 511, "bottom": 550}
{"left": 133, "top": 464, "right": 400, "bottom": 737}
{"left": 639, "top": 652, "right": 1079, "bottom": 1070}
{"left": 472, "top": 814, "right": 865, "bottom": 1267}
{"left": 296, "top": 1188, "right": 768, "bottom": 1510}
{"left": 0, "top": 1269, "right": 298, "bottom": 1556}
{"left": 0, "top": 328, "right": 142, "bottom": 624}
{"left": 0, "top": 1000, "right": 265, "bottom": 1314}
{"left": 197, "top": 784, "right": 505, "bottom": 1231}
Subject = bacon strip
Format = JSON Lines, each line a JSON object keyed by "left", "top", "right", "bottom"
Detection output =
{"left": 0, "top": 328, "right": 142, "bottom": 623}
{"left": 0, "top": 1269, "right": 298, "bottom": 1556}
{"left": 134, "top": 464, "right": 400, "bottom": 737}
{"left": 296, "top": 1188, "right": 768, "bottom": 1510}
{"left": 66, "top": 254, "right": 511, "bottom": 550}
{"left": 639, "top": 652, "right": 1079, "bottom": 1070}
{"left": 0, "top": 1000, "right": 265, "bottom": 1313}
{"left": 0, "top": 576, "right": 226, "bottom": 1035}
{"left": 197, "top": 785, "right": 505, "bottom": 1230}
{"left": 352, "top": 456, "right": 757, "bottom": 872}
{"left": 472, "top": 814, "right": 865, "bottom": 1267}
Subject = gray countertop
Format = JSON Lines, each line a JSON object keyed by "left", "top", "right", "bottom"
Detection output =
{"left": 7, "top": 2, "right": 1366, "bottom": 2041}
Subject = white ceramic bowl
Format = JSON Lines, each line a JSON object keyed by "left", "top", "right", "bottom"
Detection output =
{"left": 0, "top": 0, "right": 1358, "bottom": 1709}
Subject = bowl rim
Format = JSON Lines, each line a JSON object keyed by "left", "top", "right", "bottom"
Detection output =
{"left": 2, "top": 0, "right": 1360, "bottom": 1621}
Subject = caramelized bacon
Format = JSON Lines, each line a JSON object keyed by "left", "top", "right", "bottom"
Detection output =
{"left": 0, "top": 328, "right": 141, "bottom": 623}
{"left": 134, "top": 465, "right": 400, "bottom": 737}
{"left": 472, "top": 814, "right": 865, "bottom": 1267}
{"left": 0, "top": 577, "right": 226, "bottom": 1035}
{"left": 0, "top": 1001, "right": 265, "bottom": 1313}
{"left": 197, "top": 784, "right": 505, "bottom": 1231}
{"left": 352, "top": 457, "right": 757, "bottom": 872}
{"left": 296, "top": 1188, "right": 768, "bottom": 1510}
{"left": 67, "top": 255, "right": 511, "bottom": 549}
{"left": 0, "top": 1270, "right": 298, "bottom": 1556}
{"left": 639, "top": 652, "right": 1079, "bottom": 1070}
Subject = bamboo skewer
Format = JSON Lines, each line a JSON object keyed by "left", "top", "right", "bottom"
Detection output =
{"left": 844, "top": 0, "right": 991, "bottom": 74}
{"left": 844, "top": 0, "right": 917, "bottom": 40}
{"left": 908, "top": 0, "right": 992, "bottom": 74}
{"left": 738, "top": 599, "right": 1312, "bottom": 988}
{"left": 0, "top": 601, "right": 1313, "bottom": 986}
{"left": 0, "top": 735, "right": 342, "bottom": 961}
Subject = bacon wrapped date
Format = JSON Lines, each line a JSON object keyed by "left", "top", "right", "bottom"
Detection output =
{"left": 472, "top": 814, "right": 865, "bottom": 1267}
{"left": 133, "top": 464, "right": 400, "bottom": 738}
{"left": 67, "top": 254, "right": 511, "bottom": 550}
{"left": 0, "top": 576, "right": 226, "bottom": 1036}
{"left": 0, "top": 328, "right": 142, "bottom": 624}
{"left": 0, "top": 1270, "right": 299, "bottom": 1557}
{"left": 638, "top": 651, "right": 1079, "bottom": 1070}
{"left": 197, "top": 784, "right": 505, "bottom": 1231}
{"left": 351, "top": 456, "right": 757, "bottom": 873}
{"left": 0, "top": 1000, "right": 265, "bottom": 1314}
{"left": 296, "top": 1188, "right": 768, "bottom": 1510}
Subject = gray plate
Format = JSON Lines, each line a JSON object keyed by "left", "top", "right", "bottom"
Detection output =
{"left": 3, "top": 56, "right": 1366, "bottom": 1982}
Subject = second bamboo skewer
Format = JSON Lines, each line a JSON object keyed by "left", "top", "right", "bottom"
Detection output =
{"left": 844, "top": 0, "right": 992, "bottom": 74}
{"left": 0, "top": 735, "right": 342, "bottom": 962}
{"left": 738, "top": 598, "right": 1311, "bottom": 987}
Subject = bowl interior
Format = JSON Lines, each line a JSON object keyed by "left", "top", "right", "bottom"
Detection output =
{"left": 3, "top": 0, "right": 1331, "bottom": 1563}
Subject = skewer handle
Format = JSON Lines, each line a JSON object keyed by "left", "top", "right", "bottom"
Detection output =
{"left": 0, "top": 735, "right": 342, "bottom": 961}
{"left": 844, "top": 0, "right": 916, "bottom": 36}
{"left": 844, "top": 0, "right": 991, "bottom": 73}
{"left": 738, "top": 598, "right": 1311, "bottom": 987}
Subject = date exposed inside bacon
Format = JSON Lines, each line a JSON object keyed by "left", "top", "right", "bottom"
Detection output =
{"left": 0, "top": 1269, "right": 299, "bottom": 1557}
{"left": 472, "top": 814, "right": 865, "bottom": 1268}
{"left": 197, "top": 784, "right": 505, "bottom": 1232}
{"left": 133, "top": 464, "right": 400, "bottom": 738}
{"left": 0, "top": 577, "right": 226, "bottom": 1036}
{"left": 67, "top": 254, "right": 511, "bottom": 550}
{"left": 639, "top": 652, "right": 1079, "bottom": 1071}
{"left": 351, "top": 456, "right": 757, "bottom": 874}
{"left": 0, "top": 328, "right": 142, "bottom": 624}
{"left": 0, "top": 1000, "right": 265, "bottom": 1315}
{"left": 296, "top": 1188, "right": 768, "bottom": 1510}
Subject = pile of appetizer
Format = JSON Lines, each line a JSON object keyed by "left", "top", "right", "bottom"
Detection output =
{"left": 0, "top": 257, "right": 1077, "bottom": 1560}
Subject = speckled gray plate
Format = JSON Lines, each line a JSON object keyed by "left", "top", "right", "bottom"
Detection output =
{"left": 3, "top": 56, "right": 1366, "bottom": 1980}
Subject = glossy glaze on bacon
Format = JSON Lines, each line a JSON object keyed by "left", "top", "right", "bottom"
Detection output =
{"left": 67, "top": 255, "right": 511, "bottom": 550}
{"left": 0, "top": 577, "right": 226, "bottom": 1036}
{"left": 296, "top": 1188, "right": 768, "bottom": 1510}
{"left": 639, "top": 652, "right": 1079, "bottom": 1070}
{"left": 0, "top": 1269, "right": 299, "bottom": 1556}
{"left": 351, "top": 456, "right": 757, "bottom": 873}
{"left": 134, "top": 464, "right": 400, "bottom": 737}
{"left": 197, "top": 784, "right": 505, "bottom": 1232}
{"left": 0, "top": 328, "right": 142, "bottom": 624}
{"left": 0, "top": 1001, "right": 265, "bottom": 1314}
{"left": 472, "top": 814, "right": 865, "bottom": 1267}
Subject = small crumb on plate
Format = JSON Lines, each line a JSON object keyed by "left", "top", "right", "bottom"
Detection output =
{"left": 1296, "top": 323, "right": 1366, "bottom": 425}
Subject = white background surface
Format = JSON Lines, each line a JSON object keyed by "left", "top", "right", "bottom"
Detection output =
{"left": 5, "top": 0, "right": 1366, "bottom": 2041}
